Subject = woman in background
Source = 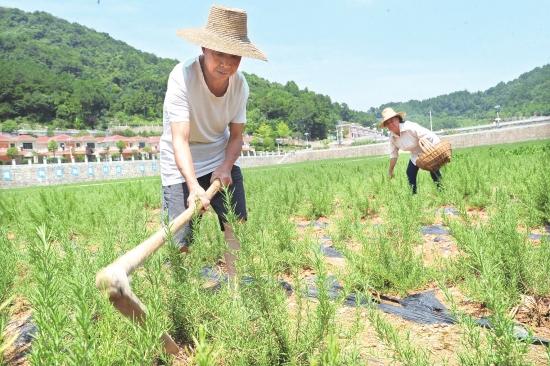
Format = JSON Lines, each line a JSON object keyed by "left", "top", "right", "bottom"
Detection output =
{"left": 380, "top": 107, "right": 442, "bottom": 194}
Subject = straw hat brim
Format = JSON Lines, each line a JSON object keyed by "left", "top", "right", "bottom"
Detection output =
{"left": 379, "top": 111, "right": 406, "bottom": 128}
{"left": 177, "top": 28, "right": 267, "bottom": 61}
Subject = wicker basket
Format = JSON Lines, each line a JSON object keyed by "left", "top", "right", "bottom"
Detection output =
{"left": 416, "top": 138, "right": 452, "bottom": 171}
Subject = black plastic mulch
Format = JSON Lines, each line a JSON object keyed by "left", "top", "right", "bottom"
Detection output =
{"left": 199, "top": 266, "right": 293, "bottom": 295}
{"left": 303, "top": 275, "right": 549, "bottom": 346}
{"left": 421, "top": 225, "right": 450, "bottom": 235}
{"left": 320, "top": 245, "right": 345, "bottom": 258}
{"left": 2, "top": 313, "right": 37, "bottom": 364}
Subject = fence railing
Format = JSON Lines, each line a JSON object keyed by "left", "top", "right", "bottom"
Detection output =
{"left": 2, "top": 119, "right": 549, "bottom": 189}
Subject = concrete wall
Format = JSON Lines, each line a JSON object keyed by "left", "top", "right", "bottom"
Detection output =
{"left": 239, "top": 142, "right": 389, "bottom": 168}
{"left": 444, "top": 122, "right": 550, "bottom": 148}
{"left": 1, "top": 160, "right": 160, "bottom": 189}
{"left": 2, "top": 121, "right": 549, "bottom": 189}
{"left": 240, "top": 121, "right": 550, "bottom": 168}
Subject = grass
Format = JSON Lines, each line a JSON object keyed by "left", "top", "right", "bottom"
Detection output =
{"left": 0, "top": 139, "right": 548, "bottom": 365}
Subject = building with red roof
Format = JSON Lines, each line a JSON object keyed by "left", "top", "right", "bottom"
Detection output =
{"left": 0, "top": 133, "right": 14, "bottom": 149}
{"left": 0, "top": 131, "right": 242, "bottom": 164}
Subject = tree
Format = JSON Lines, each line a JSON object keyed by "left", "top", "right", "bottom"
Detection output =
{"left": 276, "top": 121, "right": 291, "bottom": 138}
{"left": 246, "top": 108, "right": 267, "bottom": 134}
{"left": 284, "top": 81, "right": 300, "bottom": 96}
{"left": 48, "top": 140, "right": 59, "bottom": 157}
{"left": 6, "top": 146, "right": 18, "bottom": 161}
{"left": 142, "top": 145, "right": 152, "bottom": 159}
{"left": 340, "top": 102, "right": 352, "bottom": 121}
{"left": 1, "top": 120, "right": 18, "bottom": 133}
{"left": 111, "top": 129, "right": 136, "bottom": 137}
{"left": 254, "top": 123, "right": 275, "bottom": 150}
{"left": 262, "top": 136, "right": 275, "bottom": 151}
{"left": 256, "top": 123, "right": 273, "bottom": 140}
{"left": 116, "top": 140, "right": 126, "bottom": 154}
{"left": 72, "top": 80, "right": 111, "bottom": 128}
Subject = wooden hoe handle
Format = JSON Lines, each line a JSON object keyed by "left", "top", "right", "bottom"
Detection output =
{"left": 95, "top": 179, "right": 222, "bottom": 355}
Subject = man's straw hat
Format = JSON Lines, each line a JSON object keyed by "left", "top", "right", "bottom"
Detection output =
{"left": 177, "top": 5, "right": 267, "bottom": 61}
{"left": 379, "top": 107, "right": 406, "bottom": 128}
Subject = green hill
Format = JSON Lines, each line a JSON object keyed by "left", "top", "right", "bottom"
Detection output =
{"left": 0, "top": 6, "right": 371, "bottom": 139}
{"left": 0, "top": 6, "right": 548, "bottom": 137}
{"left": 0, "top": 7, "right": 177, "bottom": 129}
{"left": 378, "top": 64, "right": 550, "bottom": 130}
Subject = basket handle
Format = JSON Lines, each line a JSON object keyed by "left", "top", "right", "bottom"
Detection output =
{"left": 419, "top": 137, "right": 435, "bottom": 154}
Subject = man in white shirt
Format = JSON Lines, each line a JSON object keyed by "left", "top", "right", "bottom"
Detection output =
{"left": 160, "top": 5, "right": 267, "bottom": 278}
{"left": 379, "top": 107, "right": 442, "bottom": 194}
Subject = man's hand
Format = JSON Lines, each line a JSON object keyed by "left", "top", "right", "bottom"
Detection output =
{"left": 211, "top": 165, "right": 232, "bottom": 187}
{"left": 388, "top": 170, "right": 395, "bottom": 179}
{"left": 187, "top": 184, "right": 210, "bottom": 211}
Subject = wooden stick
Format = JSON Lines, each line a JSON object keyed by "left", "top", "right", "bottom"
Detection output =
{"left": 96, "top": 180, "right": 222, "bottom": 355}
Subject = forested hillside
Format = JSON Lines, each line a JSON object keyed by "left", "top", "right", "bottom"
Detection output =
{"left": 0, "top": 7, "right": 371, "bottom": 139}
{"left": 1, "top": 7, "right": 548, "bottom": 137}
{"left": 0, "top": 7, "right": 174, "bottom": 129}
{"left": 380, "top": 64, "right": 550, "bottom": 129}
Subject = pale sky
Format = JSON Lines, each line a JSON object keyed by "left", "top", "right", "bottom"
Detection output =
{"left": 2, "top": 0, "right": 549, "bottom": 111}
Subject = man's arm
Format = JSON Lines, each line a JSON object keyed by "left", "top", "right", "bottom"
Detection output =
{"left": 211, "top": 122, "right": 244, "bottom": 186}
{"left": 171, "top": 122, "right": 209, "bottom": 208}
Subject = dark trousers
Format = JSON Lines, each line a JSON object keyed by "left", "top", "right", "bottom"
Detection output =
{"left": 406, "top": 160, "right": 442, "bottom": 194}
{"left": 162, "top": 165, "right": 247, "bottom": 248}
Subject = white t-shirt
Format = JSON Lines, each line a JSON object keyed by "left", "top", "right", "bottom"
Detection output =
{"left": 389, "top": 120, "right": 440, "bottom": 164}
{"left": 160, "top": 58, "right": 248, "bottom": 186}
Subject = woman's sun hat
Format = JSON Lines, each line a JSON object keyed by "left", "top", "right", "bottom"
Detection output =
{"left": 176, "top": 5, "right": 267, "bottom": 61}
{"left": 379, "top": 107, "right": 406, "bottom": 128}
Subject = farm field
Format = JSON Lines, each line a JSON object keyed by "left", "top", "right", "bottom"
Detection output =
{"left": 1, "top": 140, "right": 550, "bottom": 365}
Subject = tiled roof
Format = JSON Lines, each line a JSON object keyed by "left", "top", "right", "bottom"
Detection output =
{"left": 98, "top": 135, "right": 129, "bottom": 143}
{"left": 2, "top": 133, "right": 162, "bottom": 146}
{"left": 0, "top": 133, "right": 14, "bottom": 142}
{"left": 74, "top": 135, "right": 97, "bottom": 141}
{"left": 52, "top": 134, "right": 73, "bottom": 142}
{"left": 36, "top": 136, "right": 50, "bottom": 143}
{"left": 14, "top": 135, "right": 36, "bottom": 141}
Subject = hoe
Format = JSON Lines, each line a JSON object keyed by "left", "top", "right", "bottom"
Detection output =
{"left": 95, "top": 180, "right": 222, "bottom": 355}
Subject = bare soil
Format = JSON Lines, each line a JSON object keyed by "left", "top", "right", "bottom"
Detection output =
{"left": 290, "top": 211, "right": 549, "bottom": 365}
{"left": 2, "top": 297, "right": 32, "bottom": 366}
{"left": 415, "top": 234, "right": 460, "bottom": 267}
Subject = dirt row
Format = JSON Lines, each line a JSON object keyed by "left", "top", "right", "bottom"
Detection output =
{"left": 291, "top": 206, "right": 549, "bottom": 365}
